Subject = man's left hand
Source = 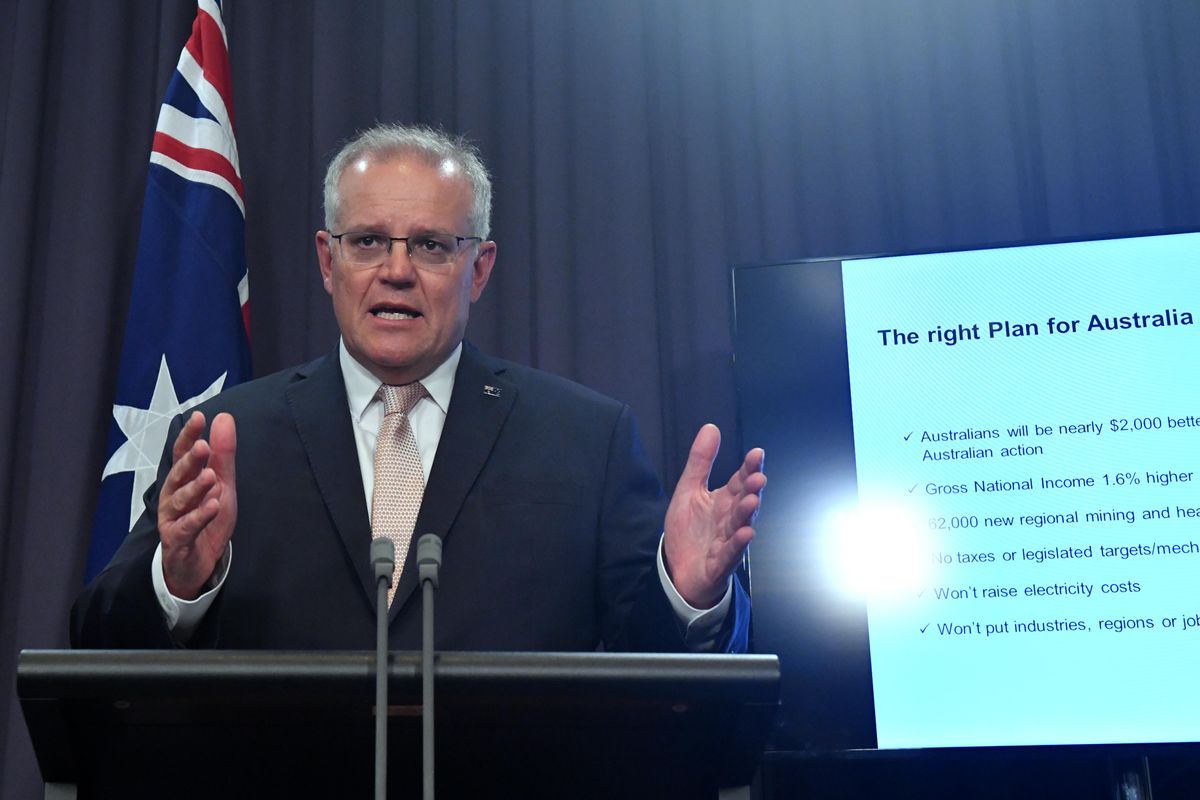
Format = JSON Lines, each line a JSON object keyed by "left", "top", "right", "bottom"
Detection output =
{"left": 663, "top": 424, "right": 766, "bottom": 608}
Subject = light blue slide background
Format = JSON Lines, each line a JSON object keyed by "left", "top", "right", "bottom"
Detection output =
{"left": 840, "top": 232, "right": 1200, "bottom": 748}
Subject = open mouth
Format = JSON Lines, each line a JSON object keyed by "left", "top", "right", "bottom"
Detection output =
{"left": 371, "top": 305, "right": 420, "bottom": 321}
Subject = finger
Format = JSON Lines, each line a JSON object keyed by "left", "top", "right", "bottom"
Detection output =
{"left": 728, "top": 523, "right": 755, "bottom": 552}
{"left": 166, "top": 495, "right": 221, "bottom": 545}
{"left": 735, "top": 447, "right": 767, "bottom": 483}
{"left": 208, "top": 412, "right": 237, "bottom": 484}
{"left": 716, "top": 493, "right": 761, "bottom": 553}
{"left": 162, "top": 436, "right": 212, "bottom": 497}
{"left": 720, "top": 453, "right": 758, "bottom": 496}
{"left": 718, "top": 492, "right": 760, "bottom": 541}
{"left": 712, "top": 525, "right": 755, "bottom": 578}
{"left": 162, "top": 467, "right": 218, "bottom": 524}
{"left": 171, "top": 411, "right": 207, "bottom": 464}
{"left": 733, "top": 491, "right": 761, "bottom": 529}
{"left": 678, "top": 423, "right": 720, "bottom": 493}
{"left": 724, "top": 447, "right": 766, "bottom": 496}
{"left": 739, "top": 470, "right": 767, "bottom": 498}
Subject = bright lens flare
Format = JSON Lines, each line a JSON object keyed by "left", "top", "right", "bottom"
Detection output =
{"left": 824, "top": 504, "right": 932, "bottom": 599}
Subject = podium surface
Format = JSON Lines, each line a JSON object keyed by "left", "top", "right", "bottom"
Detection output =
{"left": 19, "top": 650, "right": 779, "bottom": 799}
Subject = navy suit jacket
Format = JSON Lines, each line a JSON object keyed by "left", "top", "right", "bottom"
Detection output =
{"left": 72, "top": 343, "right": 750, "bottom": 652}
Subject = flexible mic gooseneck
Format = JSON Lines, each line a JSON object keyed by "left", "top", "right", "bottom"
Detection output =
{"left": 416, "top": 534, "right": 443, "bottom": 800}
{"left": 371, "top": 537, "right": 395, "bottom": 800}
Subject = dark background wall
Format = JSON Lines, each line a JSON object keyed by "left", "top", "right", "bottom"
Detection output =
{"left": 2, "top": 1, "right": 1198, "bottom": 797}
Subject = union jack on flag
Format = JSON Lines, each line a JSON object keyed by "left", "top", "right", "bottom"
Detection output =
{"left": 86, "top": 0, "right": 251, "bottom": 580}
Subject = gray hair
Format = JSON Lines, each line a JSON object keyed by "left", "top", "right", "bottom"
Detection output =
{"left": 322, "top": 123, "right": 493, "bottom": 238}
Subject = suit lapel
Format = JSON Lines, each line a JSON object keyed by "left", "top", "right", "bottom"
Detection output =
{"left": 390, "top": 344, "right": 516, "bottom": 616}
{"left": 286, "top": 351, "right": 377, "bottom": 605}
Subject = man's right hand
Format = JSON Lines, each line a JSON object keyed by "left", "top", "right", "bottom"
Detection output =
{"left": 158, "top": 411, "right": 238, "bottom": 600}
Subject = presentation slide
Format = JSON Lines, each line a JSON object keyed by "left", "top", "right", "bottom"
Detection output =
{"left": 840, "top": 232, "right": 1200, "bottom": 748}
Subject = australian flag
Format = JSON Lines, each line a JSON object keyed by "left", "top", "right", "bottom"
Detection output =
{"left": 85, "top": 0, "right": 251, "bottom": 580}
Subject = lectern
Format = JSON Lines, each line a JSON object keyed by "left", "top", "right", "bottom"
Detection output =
{"left": 18, "top": 650, "right": 779, "bottom": 799}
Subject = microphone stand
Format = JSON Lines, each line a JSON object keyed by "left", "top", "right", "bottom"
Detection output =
{"left": 416, "top": 534, "right": 443, "bottom": 800}
{"left": 371, "top": 538, "right": 395, "bottom": 800}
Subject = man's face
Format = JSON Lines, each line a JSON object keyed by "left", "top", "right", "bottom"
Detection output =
{"left": 316, "top": 155, "right": 495, "bottom": 385}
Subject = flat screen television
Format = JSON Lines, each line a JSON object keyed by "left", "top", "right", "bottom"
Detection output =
{"left": 732, "top": 229, "right": 1200, "bottom": 752}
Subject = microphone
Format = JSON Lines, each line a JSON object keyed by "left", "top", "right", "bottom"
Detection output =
{"left": 371, "top": 537, "right": 395, "bottom": 800}
{"left": 372, "top": 536, "right": 396, "bottom": 583}
{"left": 416, "top": 534, "right": 443, "bottom": 800}
{"left": 417, "top": 534, "right": 442, "bottom": 587}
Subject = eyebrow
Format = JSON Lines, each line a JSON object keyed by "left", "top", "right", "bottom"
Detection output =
{"left": 342, "top": 224, "right": 456, "bottom": 237}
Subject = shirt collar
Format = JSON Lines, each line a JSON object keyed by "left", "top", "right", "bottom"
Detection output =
{"left": 339, "top": 339, "right": 461, "bottom": 421}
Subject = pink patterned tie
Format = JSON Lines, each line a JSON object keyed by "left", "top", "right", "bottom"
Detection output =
{"left": 372, "top": 382, "right": 426, "bottom": 606}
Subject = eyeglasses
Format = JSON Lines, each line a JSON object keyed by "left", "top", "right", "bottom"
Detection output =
{"left": 328, "top": 231, "right": 483, "bottom": 270}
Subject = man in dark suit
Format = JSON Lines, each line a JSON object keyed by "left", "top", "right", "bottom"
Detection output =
{"left": 72, "top": 125, "right": 765, "bottom": 653}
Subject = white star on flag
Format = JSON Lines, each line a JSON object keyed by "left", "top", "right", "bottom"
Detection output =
{"left": 101, "top": 355, "right": 227, "bottom": 531}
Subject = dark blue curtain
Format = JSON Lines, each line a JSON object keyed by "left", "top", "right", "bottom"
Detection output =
{"left": 2, "top": 1, "right": 1198, "bottom": 796}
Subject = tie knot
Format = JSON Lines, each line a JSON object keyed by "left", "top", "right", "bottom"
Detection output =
{"left": 381, "top": 382, "right": 425, "bottom": 416}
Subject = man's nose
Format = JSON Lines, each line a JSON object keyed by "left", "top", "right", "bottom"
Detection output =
{"left": 378, "top": 241, "right": 417, "bottom": 281}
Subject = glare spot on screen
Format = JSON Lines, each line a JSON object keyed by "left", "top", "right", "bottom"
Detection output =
{"left": 823, "top": 503, "right": 931, "bottom": 600}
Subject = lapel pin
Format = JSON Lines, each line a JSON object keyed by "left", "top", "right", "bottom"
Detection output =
{"left": 482, "top": 385, "right": 502, "bottom": 398}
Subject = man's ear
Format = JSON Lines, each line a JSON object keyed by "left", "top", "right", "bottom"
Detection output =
{"left": 470, "top": 241, "right": 497, "bottom": 303}
{"left": 315, "top": 230, "right": 334, "bottom": 294}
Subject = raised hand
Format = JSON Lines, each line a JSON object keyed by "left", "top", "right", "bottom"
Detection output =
{"left": 663, "top": 424, "right": 765, "bottom": 608}
{"left": 158, "top": 411, "right": 238, "bottom": 599}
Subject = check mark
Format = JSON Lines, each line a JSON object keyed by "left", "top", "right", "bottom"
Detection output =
{"left": 917, "top": 587, "right": 926, "bottom": 598}
{"left": 903, "top": 431, "right": 913, "bottom": 441}
{"left": 920, "top": 623, "right": 930, "bottom": 634}
{"left": 908, "top": 483, "right": 918, "bottom": 493}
